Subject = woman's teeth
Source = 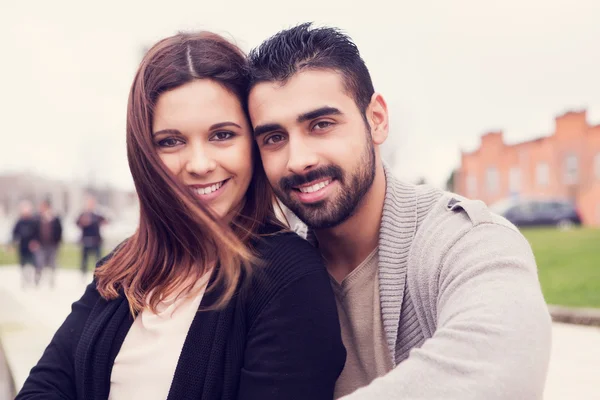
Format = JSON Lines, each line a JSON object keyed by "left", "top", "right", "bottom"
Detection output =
{"left": 195, "top": 181, "right": 224, "bottom": 195}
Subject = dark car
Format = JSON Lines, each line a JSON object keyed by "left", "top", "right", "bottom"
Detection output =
{"left": 490, "top": 198, "right": 582, "bottom": 228}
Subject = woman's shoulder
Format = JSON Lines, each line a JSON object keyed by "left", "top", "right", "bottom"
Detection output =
{"left": 247, "top": 226, "right": 327, "bottom": 292}
{"left": 241, "top": 228, "right": 330, "bottom": 323}
{"left": 254, "top": 229, "right": 324, "bottom": 272}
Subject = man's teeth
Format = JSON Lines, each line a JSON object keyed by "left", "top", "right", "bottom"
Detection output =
{"left": 195, "top": 181, "right": 224, "bottom": 195}
{"left": 298, "top": 180, "right": 331, "bottom": 194}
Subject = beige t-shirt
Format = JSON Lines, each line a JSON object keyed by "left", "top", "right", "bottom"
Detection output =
{"left": 330, "top": 248, "right": 393, "bottom": 399}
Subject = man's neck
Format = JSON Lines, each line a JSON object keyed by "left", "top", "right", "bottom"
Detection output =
{"left": 315, "top": 164, "right": 386, "bottom": 283}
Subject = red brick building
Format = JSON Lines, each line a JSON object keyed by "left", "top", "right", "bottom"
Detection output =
{"left": 457, "top": 110, "right": 600, "bottom": 226}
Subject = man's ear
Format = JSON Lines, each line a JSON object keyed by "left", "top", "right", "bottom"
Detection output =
{"left": 365, "top": 93, "right": 389, "bottom": 145}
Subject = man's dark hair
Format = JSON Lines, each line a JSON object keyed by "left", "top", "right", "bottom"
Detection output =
{"left": 248, "top": 23, "right": 375, "bottom": 114}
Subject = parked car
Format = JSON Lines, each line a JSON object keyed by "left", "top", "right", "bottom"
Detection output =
{"left": 490, "top": 198, "right": 582, "bottom": 228}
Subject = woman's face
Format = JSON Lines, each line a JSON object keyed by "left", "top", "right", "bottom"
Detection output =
{"left": 153, "top": 79, "right": 253, "bottom": 220}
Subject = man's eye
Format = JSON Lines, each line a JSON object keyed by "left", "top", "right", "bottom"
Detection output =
{"left": 265, "top": 134, "right": 285, "bottom": 145}
{"left": 211, "top": 131, "right": 235, "bottom": 141}
{"left": 313, "top": 121, "right": 334, "bottom": 130}
{"left": 157, "top": 137, "right": 183, "bottom": 147}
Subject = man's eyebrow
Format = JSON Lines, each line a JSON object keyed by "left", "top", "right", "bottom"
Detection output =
{"left": 253, "top": 107, "right": 342, "bottom": 138}
{"left": 253, "top": 123, "right": 284, "bottom": 138}
{"left": 297, "top": 107, "right": 342, "bottom": 123}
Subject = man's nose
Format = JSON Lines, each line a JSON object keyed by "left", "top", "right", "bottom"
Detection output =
{"left": 286, "top": 136, "right": 319, "bottom": 175}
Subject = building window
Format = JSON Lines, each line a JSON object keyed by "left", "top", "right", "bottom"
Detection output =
{"left": 466, "top": 175, "right": 477, "bottom": 197}
{"left": 486, "top": 167, "right": 499, "bottom": 195}
{"left": 536, "top": 163, "right": 549, "bottom": 187}
{"left": 509, "top": 167, "right": 521, "bottom": 194}
{"left": 518, "top": 149, "right": 529, "bottom": 164}
{"left": 564, "top": 154, "right": 579, "bottom": 184}
{"left": 595, "top": 153, "right": 600, "bottom": 180}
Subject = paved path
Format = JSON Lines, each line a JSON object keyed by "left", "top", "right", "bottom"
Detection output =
{"left": 0, "top": 266, "right": 94, "bottom": 393}
{"left": 1, "top": 266, "right": 599, "bottom": 399}
{"left": 0, "top": 341, "right": 14, "bottom": 400}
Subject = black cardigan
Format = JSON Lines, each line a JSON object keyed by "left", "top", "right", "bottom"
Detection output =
{"left": 17, "top": 231, "right": 346, "bottom": 400}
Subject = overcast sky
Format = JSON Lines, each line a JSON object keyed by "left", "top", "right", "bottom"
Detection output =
{"left": 1, "top": 0, "right": 599, "bottom": 190}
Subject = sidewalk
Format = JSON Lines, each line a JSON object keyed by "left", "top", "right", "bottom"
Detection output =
{"left": 1, "top": 265, "right": 599, "bottom": 399}
{"left": 0, "top": 338, "right": 14, "bottom": 400}
{"left": 0, "top": 266, "right": 94, "bottom": 392}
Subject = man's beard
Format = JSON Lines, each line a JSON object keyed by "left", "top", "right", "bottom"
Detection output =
{"left": 274, "top": 135, "right": 376, "bottom": 230}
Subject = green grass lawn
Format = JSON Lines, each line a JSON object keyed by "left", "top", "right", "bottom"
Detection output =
{"left": 0, "top": 243, "right": 112, "bottom": 271}
{"left": 1, "top": 229, "right": 599, "bottom": 308}
{"left": 521, "top": 227, "right": 600, "bottom": 308}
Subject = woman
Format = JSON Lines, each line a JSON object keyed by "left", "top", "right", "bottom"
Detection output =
{"left": 17, "top": 32, "right": 345, "bottom": 400}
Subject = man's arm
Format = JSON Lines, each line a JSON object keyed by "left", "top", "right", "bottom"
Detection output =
{"left": 342, "top": 223, "right": 552, "bottom": 400}
{"left": 56, "top": 218, "right": 63, "bottom": 243}
{"left": 98, "top": 213, "right": 108, "bottom": 226}
{"left": 75, "top": 213, "right": 84, "bottom": 228}
{"left": 12, "top": 220, "right": 21, "bottom": 243}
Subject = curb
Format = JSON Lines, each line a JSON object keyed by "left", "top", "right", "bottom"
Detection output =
{"left": 548, "top": 305, "right": 600, "bottom": 327}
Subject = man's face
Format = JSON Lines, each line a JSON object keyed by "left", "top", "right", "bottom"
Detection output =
{"left": 20, "top": 201, "right": 33, "bottom": 218}
{"left": 249, "top": 70, "right": 376, "bottom": 229}
{"left": 85, "top": 197, "right": 96, "bottom": 211}
{"left": 40, "top": 202, "right": 50, "bottom": 213}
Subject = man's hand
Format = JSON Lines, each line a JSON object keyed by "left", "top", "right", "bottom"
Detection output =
{"left": 29, "top": 240, "right": 40, "bottom": 252}
{"left": 79, "top": 214, "right": 92, "bottom": 227}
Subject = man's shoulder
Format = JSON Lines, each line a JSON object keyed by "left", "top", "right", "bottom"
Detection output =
{"left": 383, "top": 171, "right": 519, "bottom": 244}
{"left": 408, "top": 190, "right": 525, "bottom": 268}
{"left": 421, "top": 191, "right": 518, "bottom": 233}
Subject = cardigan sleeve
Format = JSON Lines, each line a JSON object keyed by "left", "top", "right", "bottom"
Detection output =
{"left": 16, "top": 281, "right": 101, "bottom": 399}
{"left": 341, "top": 221, "right": 552, "bottom": 400}
{"left": 237, "top": 235, "right": 346, "bottom": 400}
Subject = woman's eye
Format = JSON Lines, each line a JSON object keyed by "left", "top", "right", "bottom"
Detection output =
{"left": 157, "top": 137, "right": 183, "bottom": 147}
{"left": 211, "top": 131, "right": 235, "bottom": 141}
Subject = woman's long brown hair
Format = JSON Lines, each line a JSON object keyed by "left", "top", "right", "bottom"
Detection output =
{"left": 95, "top": 32, "right": 285, "bottom": 315}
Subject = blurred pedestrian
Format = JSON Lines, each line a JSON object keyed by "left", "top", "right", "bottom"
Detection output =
{"left": 11, "top": 200, "right": 41, "bottom": 287}
{"left": 35, "top": 198, "right": 63, "bottom": 288}
{"left": 75, "top": 195, "right": 106, "bottom": 280}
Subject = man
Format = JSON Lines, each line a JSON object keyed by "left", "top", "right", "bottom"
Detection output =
{"left": 248, "top": 23, "right": 552, "bottom": 399}
{"left": 12, "top": 200, "right": 41, "bottom": 287}
{"left": 35, "top": 199, "right": 63, "bottom": 287}
{"left": 76, "top": 195, "right": 106, "bottom": 279}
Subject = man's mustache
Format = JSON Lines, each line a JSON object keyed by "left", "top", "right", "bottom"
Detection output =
{"left": 279, "top": 165, "right": 344, "bottom": 192}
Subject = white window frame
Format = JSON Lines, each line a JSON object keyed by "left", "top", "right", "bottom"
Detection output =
{"left": 564, "top": 154, "right": 579, "bottom": 185}
{"left": 509, "top": 167, "right": 521, "bottom": 193}
{"left": 486, "top": 167, "right": 500, "bottom": 195}
{"left": 536, "top": 162, "right": 550, "bottom": 187}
